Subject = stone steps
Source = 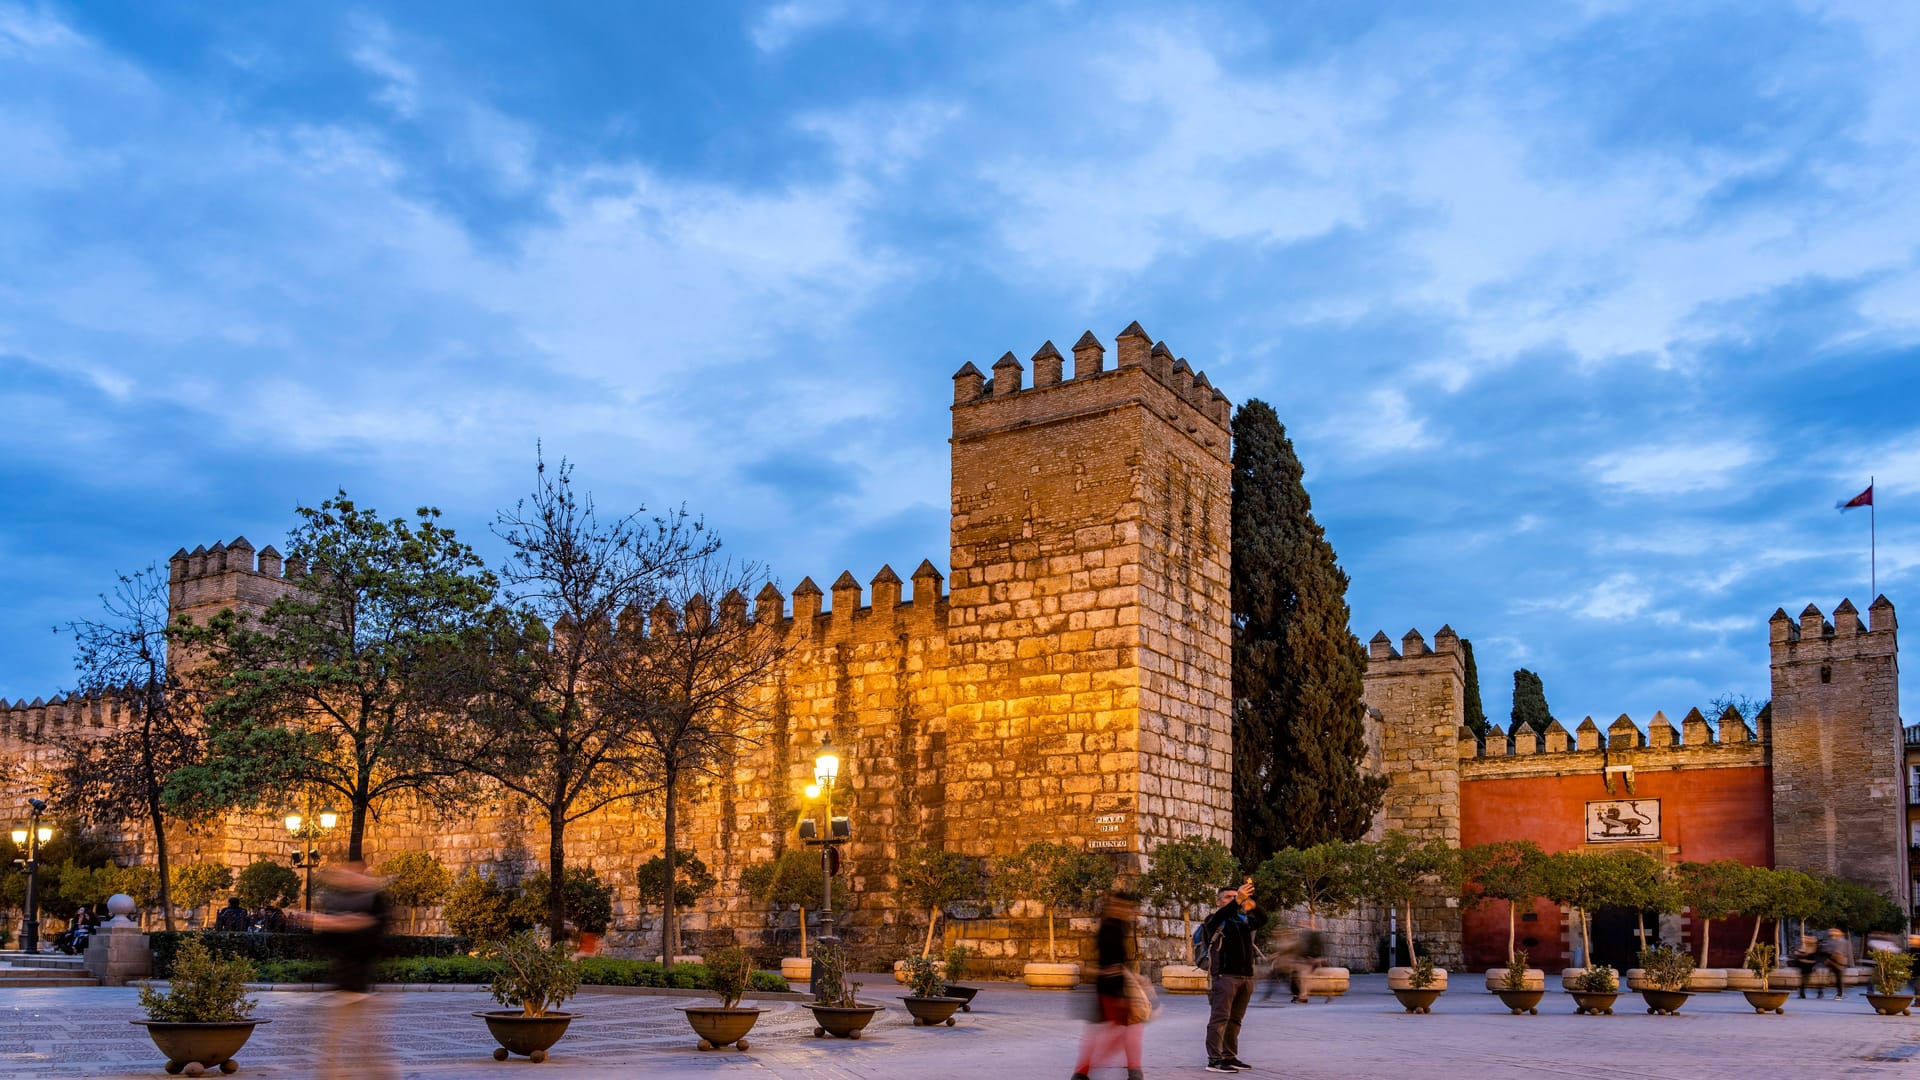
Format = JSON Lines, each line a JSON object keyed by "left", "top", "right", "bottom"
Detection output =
{"left": 0, "top": 951, "right": 89, "bottom": 971}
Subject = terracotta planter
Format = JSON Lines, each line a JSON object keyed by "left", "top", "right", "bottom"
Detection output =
{"left": 1392, "top": 988, "right": 1443, "bottom": 1014}
{"left": 943, "top": 984, "right": 980, "bottom": 1011}
{"left": 1388, "top": 967, "right": 1449, "bottom": 991}
{"left": 1865, "top": 993, "right": 1915, "bottom": 1017}
{"left": 1742, "top": 990, "right": 1789, "bottom": 1015}
{"left": 1568, "top": 990, "right": 1617, "bottom": 1015}
{"left": 681, "top": 1006, "right": 763, "bottom": 1051}
{"left": 1299, "top": 967, "right": 1350, "bottom": 999}
{"left": 1160, "top": 964, "right": 1210, "bottom": 994}
{"left": 1494, "top": 988, "right": 1543, "bottom": 1015}
{"left": 781, "top": 957, "right": 813, "bottom": 982}
{"left": 1483, "top": 968, "right": 1543, "bottom": 992}
{"left": 1022, "top": 962, "right": 1081, "bottom": 990}
{"left": 474, "top": 1011, "right": 575, "bottom": 1063}
{"left": 902, "top": 995, "right": 964, "bottom": 1027}
{"left": 809, "top": 1003, "right": 885, "bottom": 1039}
{"left": 131, "top": 1019, "right": 268, "bottom": 1075}
{"left": 1640, "top": 989, "right": 1691, "bottom": 1015}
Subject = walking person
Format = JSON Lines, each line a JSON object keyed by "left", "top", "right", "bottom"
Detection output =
{"left": 1792, "top": 933, "right": 1820, "bottom": 998}
{"left": 1070, "top": 891, "right": 1145, "bottom": 1080}
{"left": 1201, "top": 879, "right": 1265, "bottom": 1073}
{"left": 308, "top": 861, "right": 398, "bottom": 1080}
{"left": 1818, "top": 928, "right": 1853, "bottom": 999}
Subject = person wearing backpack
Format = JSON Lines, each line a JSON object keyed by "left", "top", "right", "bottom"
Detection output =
{"left": 1200, "top": 879, "right": 1265, "bottom": 1073}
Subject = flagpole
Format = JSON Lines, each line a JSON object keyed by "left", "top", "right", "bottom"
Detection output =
{"left": 1870, "top": 474, "right": 1875, "bottom": 599}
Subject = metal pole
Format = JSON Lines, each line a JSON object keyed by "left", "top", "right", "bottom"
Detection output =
{"left": 302, "top": 854, "right": 314, "bottom": 913}
{"left": 818, "top": 782, "right": 835, "bottom": 944}
{"left": 21, "top": 816, "right": 39, "bottom": 953}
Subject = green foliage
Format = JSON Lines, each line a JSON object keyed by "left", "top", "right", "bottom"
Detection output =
{"left": 1462, "top": 841, "right": 1545, "bottom": 908}
{"left": 244, "top": 954, "right": 787, "bottom": 992}
{"left": 1677, "top": 859, "right": 1751, "bottom": 962}
{"left": 483, "top": 930, "right": 582, "bottom": 1017}
{"left": 703, "top": 945, "right": 753, "bottom": 1008}
{"left": 1509, "top": 669, "right": 1552, "bottom": 734}
{"left": 170, "top": 862, "right": 235, "bottom": 920}
{"left": 149, "top": 931, "right": 467, "bottom": 976}
{"left": 742, "top": 848, "right": 824, "bottom": 911}
{"left": 1868, "top": 949, "right": 1913, "bottom": 996}
{"left": 943, "top": 943, "right": 971, "bottom": 983}
{"left": 1255, "top": 841, "right": 1365, "bottom": 919}
{"left": 1143, "top": 835, "right": 1239, "bottom": 926}
{"left": 1229, "top": 400, "right": 1385, "bottom": 863}
{"left": 901, "top": 954, "right": 946, "bottom": 998}
{"left": 115, "top": 865, "right": 163, "bottom": 912}
{"left": 1409, "top": 954, "right": 1438, "bottom": 991}
{"left": 1637, "top": 944, "right": 1694, "bottom": 992}
{"left": 515, "top": 868, "right": 614, "bottom": 936}
{"left": 378, "top": 852, "right": 453, "bottom": 932}
{"left": 635, "top": 850, "right": 716, "bottom": 910}
{"left": 1815, "top": 876, "right": 1907, "bottom": 934}
{"left": 444, "top": 870, "right": 526, "bottom": 943}
{"left": 139, "top": 938, "right": 256, "bottom": 1023}
{"left": 1745, "top": 866, "right": 1824, "bottom": 924}
{"left": 898, "top": 845, "right": 982, "bottom": 956}
{"left": 234, "top": 861, "right": 300, "bottom": 910}
{"left": 810, "top": 938, "right": 859, "bottom": 1007}
{"left": 1745, "top": 942, "right": 1777, "bottom": 980}
{"left": 1605, "top": 849, "right": 1680, "bottom": 915}
{"left": 1364, "top": 833, "right": 1461, "bottom": 966}
{"left": 990, "top": 840, "right": 1115, "bottom": 961}
{"left": 1502, "top": 948, "right": 1530, "bottom": 992}
{"left": 1572, "top": 964, "right": 1617, "bottom": 993}
{"left": 1460, "top": 639, "right": 1488, "bottom": 737}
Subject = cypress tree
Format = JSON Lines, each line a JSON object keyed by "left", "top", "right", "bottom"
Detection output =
{"left": 1230, "top": 400, "right": 1386, "bottom": 865}
{"left": 1461, "top": 638, "right": 1488, "bottom": 737}
{"left": 1510, "top": 668, "right": 1552, "bottom": 734}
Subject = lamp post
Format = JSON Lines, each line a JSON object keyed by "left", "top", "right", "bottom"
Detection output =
{"left": 10, "top": 798, "right": 52, "bottom": 953}
{"left": 283, "top": 796, "right": 338, "bottom": 912}
{"left": 799, "top": 735, "right": 848, "bottom": 951}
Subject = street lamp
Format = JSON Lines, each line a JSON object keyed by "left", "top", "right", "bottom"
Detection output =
{"left": 798, "top": 734, "right": 850, "bottom": 954}
{"left": 10, "top": 798, "right": 53, "bottom": 953}
{"left": 283, "top": 797, "right": 339, "bottom": 912}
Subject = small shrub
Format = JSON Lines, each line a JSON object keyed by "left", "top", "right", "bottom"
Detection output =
{"left": 139, "top": 938, "right": 256, "bottom": 1023}
{"left": 444, "top": 871, "right": 523, "bottom": 943}
{"left": 1571, "top": 964, "right": 1617, "bottom": 993}
{"left": 1637, "top": 945, "right": 1694, "bottom": 991}
{"left": 1744, "top": 942, "right": 1777, "bottom": 980}
{"left": 901, "top": 954, "right": 946, "bottom": 998}
{"left": 811, "top": 940, "right": 860, "bottom": 1007}
{"left": 943, "top": 943, "right": 972, "bottom": 984}
{"left": 512, "top": 867, "right": 614, "bottom": 936}
{"left": 149, "top": 931, "right": 467, "bottom": 977}
{"left": 1409, "top": 955, "right": 1438, "bottom": 991}
{"left": 1869, "top": 949, "right": 1913, "bottom": 996}
{"left": 252, "top": 960, "right": 332, "bottom": 983}
{"left": 1501, "top": 948, "right": 1530, "bottom": 991}
{"left": 705, "top": 946, "right": 753, "bottom": 1008}
{"left": 482, "top": 930, "right": 581, "bottom": 1018}
{"left": 234, "top": 861, "right": 301, "bottom": 910}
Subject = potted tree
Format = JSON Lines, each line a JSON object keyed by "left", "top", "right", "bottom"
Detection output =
{"left": 1637, "top": 944, "right": 1695, "bottom": 1015}
{"left": 807, "top": 940, "right": 884, "bottom": 1038}
{"left": 131, "top": 937, "right": 269, "bottom": 1074}
{"left": 990, "top": 840, "right": 1113, "bottom": 989}
{"left": 1676, "top": 859, "right": 1748, "bottom": 990}
{"left": 1255, "top": 840, "right": 1365, "bottom": 999}
{"left": 1864, "top": 948, "right": 1915, "bottom": 1016}
{"left": 1461, "top": 840, "right": 1545, "bottom": 985}
{"left": 1584, "top": 849, "right": 1673, "bottom": 990}
{"left": 1567, "top": 963, "right": 1619, "bottom": 1015}
{"left": 900, "top": 954, "right": 965, "bottom": 1027}
{"left": 1740, "top": 942, "right": 1788, "bottom": 1013}
{"left": 473, "top": 930, "right": 582, "bottom": 1062}
{"left": 943, "top": 944, "right": 980, "bottom": 1011}
{"left": 893, "top": 846, "right": 979, "bottom": 983}
{"left": 1494, "top": 949, "right": 1544, "bottom": 1014}
{"left": 680, "top": 945, "right": 763, "bottom": 1050}
{"left": 1392, "top": 955, "right": 1444, "bottom": 1013}
{"left": 1540, "top": 850, "right": 1621, "bottom": 977}
{"left": 1141, "top": 835, "right": 1237, "bottom": 994}
{"left": 741, "top": 849, "right": 823, "bottom": 983}
{"left": 1368, "top": 833, "right": 1460, "bottom": 999}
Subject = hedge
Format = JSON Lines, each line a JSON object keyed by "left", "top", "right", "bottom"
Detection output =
{"left": 150, "top": 931, "right": 468, "bottom": 977}
{"left": 238, "top": 954, "right": 787, "bottom": 992}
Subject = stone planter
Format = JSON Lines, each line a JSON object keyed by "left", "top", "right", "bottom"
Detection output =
{"left": 1568, "top": 991, "right": 1617, "bottom": 1015}
{"left": 809, "top": 1003, "right": 885, "bottom": 1039}
{"left": 1160, "top": 964, "right": 1210, "bottom": 994}
{"left": 902, "top": 995, "right": 965, "bottom": 1027}
{"left": 1483, "top": 968, "right": 1543, "bottom": 992}
{"left": 1640, "top": 989, "right": 1691, "bottom": 1015}
{"left": 1741, "top": 989, "right": 1789, "bottom": 1014}
{"left": 781, "top": 957, "right": 813, "bottom": 982}
{"left": 1843, "top": 966, "right": 1873, "bottom": 988}
{"left": 943, "top": 984, "right": 980, "bottom": 1012}
{"left": 1625, "top": 968, "right": 1650, "bottom": 992}
{"left": 1388, "top": 967, "right": 1449, "bottom": 991}
{"left": 1299, "top": 967, "right": 1350, "bottom": 999}
{"left": 1022, "top": 962, "right": 1081, "bottom": 990}
{"left": 1724, "top": 969, "right": 1768, "bottom": 992}
{"left": 1392, "top": 988, "right": 1443, "bottom": 1014}
{"left": 681, "top": 1006, "right": 763, "bottom": 1051}
{"left": 1687, "top": 968, "right": 1728, "bottom": 992}
{"left": 474, "top": 1011, "right": 575, "bottom": 1063}
{"left": 131, "top": 1019, "right": 268, "bottom": 1075}
{"left": 1494, "top": 988, "right": 1543, "bottom": 1015}
{"left": 1769, "top": 966, "right": 1828, "bottom": 990}
{"left": 895, "top": 959, "right": 946, "bottom": 984}
{"left": 1865, "top": 993, "right": 1914, "bottom": 1017}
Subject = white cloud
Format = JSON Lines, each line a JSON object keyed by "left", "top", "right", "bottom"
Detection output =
{"left": 750, "top": 0, "right": 853, "bottom": 52}
{"left": 1589, "top": 440, "right": 1762, "bottom": 495}
{"left": 1516, "top": 572, "right": 1652, "bottom": 620}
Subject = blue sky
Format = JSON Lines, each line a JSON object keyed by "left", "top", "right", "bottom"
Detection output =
{"left": 3, "top": 0, "right": 1916, "bottom": 732}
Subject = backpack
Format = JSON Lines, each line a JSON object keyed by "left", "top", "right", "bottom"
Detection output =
{"left": 1193, "top": 920, "right": 1225, "bottom": 970}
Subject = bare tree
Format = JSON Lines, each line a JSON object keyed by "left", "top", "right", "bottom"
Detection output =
{"left": 594, "top": 556, "right": 788, "bottom": 962}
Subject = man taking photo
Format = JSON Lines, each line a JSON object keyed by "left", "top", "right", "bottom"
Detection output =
{"left": 1200, "top": 878, "right": 1265, "bottom": 1073}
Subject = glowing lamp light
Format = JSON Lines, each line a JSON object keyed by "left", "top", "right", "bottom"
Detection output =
{"left": 35, "top": 827, "right": 51, "bottom": 844}
{"left": 318, "top": 811, "right": 339, "bottom": 831}
{"left": 814, "top": 735, "right": 840, "bottom": 788}
{"left": 8, "top": 829, "right": 24, "bottom": 845}
{"left": 804, "top": 783, "right": 821, "bottom": 800}
{"left": 284, "top": 813, "right": 303, "bottom": 834}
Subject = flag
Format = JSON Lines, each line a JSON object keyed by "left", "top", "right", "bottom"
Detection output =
{"left": 1837, "top": 483, "right": 1873, "bottom": 511}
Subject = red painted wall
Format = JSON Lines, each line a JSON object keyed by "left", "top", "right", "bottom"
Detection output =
{"left": 1460, "top": 766, "right": 1773, "bottom": 971}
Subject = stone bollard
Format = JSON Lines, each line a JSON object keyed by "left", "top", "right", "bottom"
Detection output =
{"left": 84, "top": 894, "right": 151, "bottom": 987}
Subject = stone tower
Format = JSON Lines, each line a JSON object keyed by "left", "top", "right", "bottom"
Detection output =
{"left": 167, "top": 537, "right": 300, "bottom": 631}
{"left": 1768, "top": 597, "right": 1905, "bottom": 903}
{"left": 944, "top": 322, "right": 1234, "bottom": 885}
{"left": 1362, "top": 626, "right": 1467, "bottom": 967}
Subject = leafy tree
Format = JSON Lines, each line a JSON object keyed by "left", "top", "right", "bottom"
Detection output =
{"left": 1741, "top": 866, "right": 1822, "bottom": 953}
{"left": 1510, "top": 669, "right": 1552, "bottom": 735}
{"left": 113, "top": 865, "right": 163, "bottom": 924}
{"left": 234, "top": 860, "right": 301, "bottom": 910}
{"left": 1142, "top": 835, "right": 1239, "bottom": 963}
{"left": 897, "top": 846, "right": 982, "bottom": 957}
{"left": 1605, "top": 848, "right": 1680, "bottom": 953}
{"left": 1462, "top": 840, "right": 1546, "bottom": 962}
{"left": 1364, "top": 832, "right": 1462, "bottom": 966}
{"left": 378, "top": 852, "right": 453, "bottom": 933}
{"left": 1676, "top": 859, "right": 1750, "bottom": 965}
{"left": 1460, "top": 638, "right": 1488, "bottom": 738}
{"left": 170, "top": 862, "right": 235, "bottom": 927}
{"left": 1817, "top": 877, "right": 1906, "bottom": 937}
{"left": 171, "top": 495, "right": 496, "bottom": 860}
{"left": 637, "top": 850, "right": 715, "bottom": 959}
{"left": 591, "top": 554, "right": 786, "bottom": 962}
{"left": 444, "top": 869, "right": 525, "bottom": 943}
{"left": 516, "top": 867, "right": 614, "bottom": 936}
{"left": 1254, "top": 840, "right": 1366, "bottom": 924}
{"left": 1539, "top": 850, "right": 1620, "bottom": 965}
{"left": 1230, "top": 400, "right": 1385, "bottom": 863}
{"left": 431, "top": 457, "right": 716, "bottom": 942}
{"left": 742, "top": 848, "right": 826, "bottom": 957}
{"left": 990, "top": 841, "right": 1115, "bottom": 963}
{"left": 45, "top": 565, "right": 205, "bottom": 931}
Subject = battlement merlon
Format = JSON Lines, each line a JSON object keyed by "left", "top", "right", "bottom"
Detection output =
{"left": 758, "top": 563, "right": 948, "bottom": 647}
{"left": 1768, "top": 597, "right": 1897, "bottom": 659}
{"left": 1460, "top": 707, "right": 1767, "bottom": 779}
{"left": 951, "top": 323, "right": 1233, "bottom": 454}
{"left": 167, "top": 536, "right": 302, "bottom": 626}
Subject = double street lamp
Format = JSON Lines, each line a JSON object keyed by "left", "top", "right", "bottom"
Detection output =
{"left": 283, "top": 799, "right": 338, "bottom": 912}
{"left": 798, "top": 735, "right": 850, "bottom": 949}
{"left": 10, "top": 798, "right": 53, "bottom": 953}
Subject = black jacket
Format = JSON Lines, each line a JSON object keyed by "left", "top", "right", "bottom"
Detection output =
{"left": 1201, "top": 901, "right": 1268, "bottom": 977}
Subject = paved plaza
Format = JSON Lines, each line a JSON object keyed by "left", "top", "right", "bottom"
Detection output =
{"left": 2, "top": 975, "right": 1915, "bottom": 1079}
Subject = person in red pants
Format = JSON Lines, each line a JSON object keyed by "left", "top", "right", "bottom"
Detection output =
{"left": 1071, "top": 892, "right": 1145, "bottom": 1080}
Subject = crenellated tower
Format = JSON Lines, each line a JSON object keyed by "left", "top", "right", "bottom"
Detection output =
{"left": 944, "top": 321, "right": 1234, "bottom": 878}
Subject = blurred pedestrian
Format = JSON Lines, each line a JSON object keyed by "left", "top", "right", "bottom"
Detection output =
{"left": 214, "top": 897, "right": 249, "bottom": 932}
{"left": 1818, "top": 928, "right": 1853, "bottom": 999}
{"left": 1261, "top": 923, "right": 1317, "bottom": 1003}
{"left": 1070, "top": 891, "right": 1145, "bottom": 1080}
{"left": 1792, "top": 932, "right": 1819, "bottom": 998}
{"left": 308, "top": 860, "right": 396, "bottom": 1080}
{"left": 1202, "top": 879, "right": 1265, "bottom": 1073}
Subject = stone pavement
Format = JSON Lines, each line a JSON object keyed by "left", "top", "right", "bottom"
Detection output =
{"left": 1, "top": 974, "right": 1915, "bottom": 1079}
